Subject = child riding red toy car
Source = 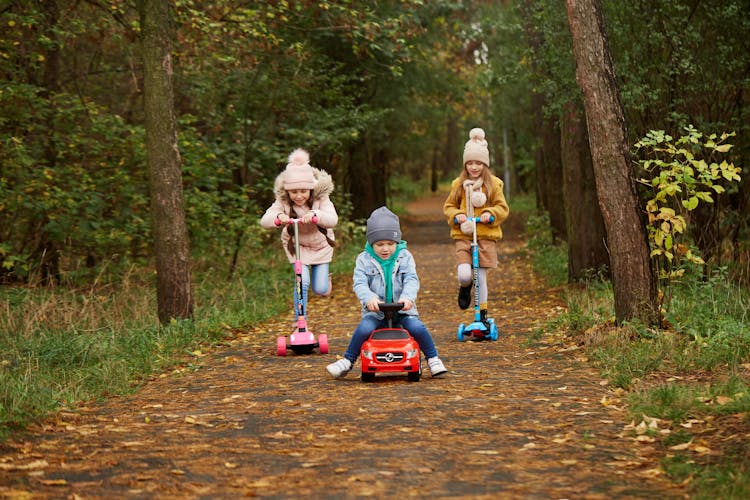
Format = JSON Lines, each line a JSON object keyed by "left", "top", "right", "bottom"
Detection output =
{"left": 360, "top": 302, "right": 421, "bottom": 382}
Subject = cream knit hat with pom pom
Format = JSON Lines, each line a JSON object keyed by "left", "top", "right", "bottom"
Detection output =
{"left": 462, "top": 127, "right": 490, "bottom": 166}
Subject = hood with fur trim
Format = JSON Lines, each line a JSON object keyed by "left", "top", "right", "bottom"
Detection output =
{"left": 273, "top": 166, "right": 334, "bottom": 202}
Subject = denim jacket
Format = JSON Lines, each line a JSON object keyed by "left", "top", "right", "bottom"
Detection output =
{"left": 352, "top": 244, "right": 420, "bottom": 319}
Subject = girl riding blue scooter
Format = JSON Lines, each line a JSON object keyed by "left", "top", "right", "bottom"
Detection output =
{"left": 443, "top": 127, "right": 510, "bottom": 327}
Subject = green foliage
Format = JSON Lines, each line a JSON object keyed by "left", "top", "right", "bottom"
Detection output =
{"left": 1, "top": 1, "right": 474, "bottom": 284}
{"left": 635, "top": 126, "right": 742, "bottom": 309}
{"left": 589, "top": 328, "right": 671, "bottom": 389}
{"left": 385, "top": 173, "right": 431, "bottom": 214}
{"left": 524, "top": 210, "right": 567, "bottom": 287}
{"left": 0, "top": 86, "right": 151, "bottom": 281}
{"left": 558, "top": 281, "right": 614, "bottom": 333}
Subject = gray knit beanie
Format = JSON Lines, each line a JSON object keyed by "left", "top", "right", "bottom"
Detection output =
{"left": 366, "top": 206, "right": 402, "bottom": 245}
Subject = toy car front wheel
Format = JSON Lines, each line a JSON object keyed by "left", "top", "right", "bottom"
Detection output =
{"left": 407, "top": 371, "right": 421, "bottom": 382}
{"left": 276, "top": 336, "right": 287, "bottom": 356}
{"left": 361, "top": 372, "right": 375, "bottom": 383}
{"left": 318, "top": 334, "right": 329, "bottom": 354}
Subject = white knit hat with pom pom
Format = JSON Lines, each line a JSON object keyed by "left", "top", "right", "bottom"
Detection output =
{"left": 462, "top": 127, "right": 490, "bottom": 167}
{"left": 282, "top": 148, "right": 316, "bottom": 190}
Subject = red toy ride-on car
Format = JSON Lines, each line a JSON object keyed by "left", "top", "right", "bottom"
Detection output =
{"left": 360, "top": 302, "right": 421, "bottom": 382}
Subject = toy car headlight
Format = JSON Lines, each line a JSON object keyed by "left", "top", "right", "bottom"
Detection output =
{"left": 362, "top": 349, "right": 373, "bottom": 360}
{"left": 406, "top": 348, "right": 418, "bottom": 359}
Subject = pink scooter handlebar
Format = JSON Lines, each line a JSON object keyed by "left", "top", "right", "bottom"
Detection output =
{"left": 274, "top": 215, "right": 319, "bottom": 227}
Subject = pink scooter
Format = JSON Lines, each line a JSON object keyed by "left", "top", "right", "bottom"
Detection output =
{"left": 275, "top": 217, "right": 328, "bottom": 356}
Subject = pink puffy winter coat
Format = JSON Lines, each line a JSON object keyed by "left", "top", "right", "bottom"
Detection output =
{"left": 259, "top": 167, "right": 338, "bottom": 265}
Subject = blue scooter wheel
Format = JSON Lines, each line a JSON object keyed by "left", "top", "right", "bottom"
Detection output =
{"left": 457, "top": 324, "right": 465, "bottom": 342}
{"left": 490, "top": 322, "right": 498, "bottom": 341}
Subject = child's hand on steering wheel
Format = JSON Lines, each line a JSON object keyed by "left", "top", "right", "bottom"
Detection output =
{"left": 399, "top": 298, "right": 413, "bottom": 311}
{"left": 366, "top": 296, "right": 381, "bottom": 312}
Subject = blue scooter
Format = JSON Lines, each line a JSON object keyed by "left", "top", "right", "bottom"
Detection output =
{"left": 456, "top": 216, "right": 498, "bottom": 342}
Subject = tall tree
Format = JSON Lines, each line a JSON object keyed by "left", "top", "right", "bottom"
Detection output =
{"left": 561, "top": 100, "right": 609, "bottom": 280}
{"left": 36, "top": 0, "right": 62, "bottom": 283}
{"left": 565, "top": 0, "right": 659, "bottom": 325}
{"left": 519, "top": 1, "right": 567, "bottom": 240}
{"left": 138, "top": 0, "right": 193, "bottom": 323}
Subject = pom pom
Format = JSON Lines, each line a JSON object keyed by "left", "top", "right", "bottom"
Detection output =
{"left": 470, "top": 191, "right": 487, "bottom": 208}
{"left": 469, "top": 128, "right": 485, "bottom": 142}
{"left": 288, "top": 148, "right": 310, "bottom": 166}
{"left": 460, "top": 220, "right": 474, "bottom": 235}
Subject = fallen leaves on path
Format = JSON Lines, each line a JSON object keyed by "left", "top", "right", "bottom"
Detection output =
{"left": 0, "top": 193, "right": 688, "bottom": 499}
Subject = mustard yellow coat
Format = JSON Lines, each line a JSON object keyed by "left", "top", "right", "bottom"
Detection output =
{"left": 443, "top": 175, "right": 510, "bottom": 241}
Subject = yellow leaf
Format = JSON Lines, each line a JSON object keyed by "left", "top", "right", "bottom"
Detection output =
{"left": 669, "top": 442, "right": 692, "bottom": 451}
{"left": 0, "top": 460, "right": 49, "bottom": 471}
{"left": 38, "top": 479, "right": 67, "bottom": 486}
{"left": 639, "top": 468, "right": 663, "bottom": 478}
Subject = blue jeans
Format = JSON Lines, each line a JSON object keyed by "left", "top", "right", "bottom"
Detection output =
{"left": 344, "top": 314, "right": 438, "bottom": 362}
{"left": 293, "top": 263, "right": 330, "bottom": 319}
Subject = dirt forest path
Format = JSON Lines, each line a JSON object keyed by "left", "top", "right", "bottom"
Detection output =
{"left": 1, "top": 192, "right": 687, "bottom": 499}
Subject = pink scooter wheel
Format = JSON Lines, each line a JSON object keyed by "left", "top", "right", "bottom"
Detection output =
{"left": 318, "top": 334, "right": 329, "bottom": 354}
{"left": 276, "top": 336, "right": 287, "bottom": 356}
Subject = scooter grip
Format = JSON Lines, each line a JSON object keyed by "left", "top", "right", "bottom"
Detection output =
{"left": 453, "top": 215, "right": 496, "bottom": 224}
{"left": 285, "top": 216, "right": 318, "bottom": 225}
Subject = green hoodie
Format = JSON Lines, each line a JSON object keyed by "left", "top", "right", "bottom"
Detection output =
{"left": 365, "top": 241, "right": 407, "bottom": 302}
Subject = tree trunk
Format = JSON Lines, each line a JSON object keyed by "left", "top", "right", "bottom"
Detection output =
{"left": 531, "top": 92, "right": 546, "bottom": 214}
{"left": 561, "top": 100, "right": 609, "bottom": 281}
{"left": 541, "top": 113, "right": 566, "bottom": 242}
{"left": 444, "top": 116, "right": 459, "bottom": 177}
{"left": 32, "top": 0, "right": 61, "bottom": 284}
{"left": 348, "top": 137, "right": 387, "bottom": 219}
{"left": 138, "top": 0, "right": 194, "bottom": 323}
{"left": 430, "top": 145, "right": 439, "bottom": 192}
{"left": 565, "top": 0, "right": 659, "bottom": 326}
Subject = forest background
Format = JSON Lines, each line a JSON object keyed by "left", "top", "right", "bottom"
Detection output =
{"left": 1, "top": 1, "right": 749, "bottom": 496}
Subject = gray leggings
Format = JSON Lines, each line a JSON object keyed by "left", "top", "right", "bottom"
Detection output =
{"left": 457, "top": 263, "right": 487, "bottom": 305}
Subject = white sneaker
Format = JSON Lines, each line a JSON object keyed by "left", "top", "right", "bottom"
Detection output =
{"left": 326, "top": 358, "right": 352, "bottom": 378}
{"left": 428, "top": 357, "right": 447, "bottom": 377}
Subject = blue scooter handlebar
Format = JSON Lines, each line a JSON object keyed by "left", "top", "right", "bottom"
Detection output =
{"left": 453, "top": 215, "right": 495, "bottom": 224}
